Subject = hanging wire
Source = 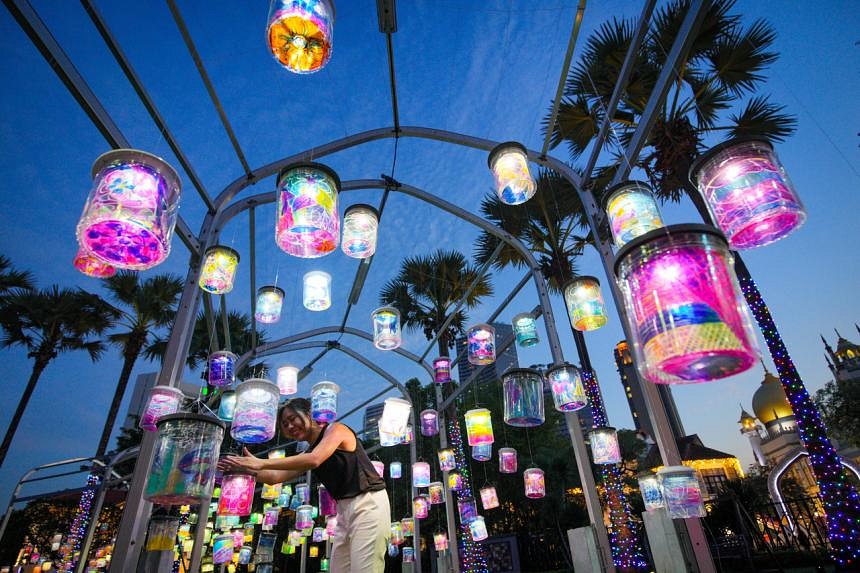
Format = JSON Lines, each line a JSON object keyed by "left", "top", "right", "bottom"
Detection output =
{"left": 525, "top": 427, "right": 535, "bottom": 465}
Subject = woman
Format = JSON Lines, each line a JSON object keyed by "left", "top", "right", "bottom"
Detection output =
{"left": 220, "top": 398, "right": 390, "bottom": 572}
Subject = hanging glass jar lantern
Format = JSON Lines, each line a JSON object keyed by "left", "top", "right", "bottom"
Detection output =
{"left": 603, "top": 180, "right": 665, "bottom": 248}
{"left": 276, "top": 163, "right": 340, "bottom": 257}
{"left": 295, "top": 505, "right": 314, "bottom": 530}
{"left": 420, "top": 409, "right": 439, "bottom": 436}
{"left": 266, "top": 0, "right": 335, "bottom": 74}
{"left": 401, "top": 517, "right": 414, "bottom": 537}
{"left": 311, "top": 381, "right": 340, "bottom": 422}
{"left": 589, "top": 427, "right": 621, "bottom": 465}
{"left": 437, "top": 448, "right": 456, "bottom": 472}
{"left": 295, "top": 482, "right": 310, "bottom": 503}
{"left": 502, "top": 368, "right": 545, "bottom": 427}
{"left": 614, "top": 224, "right": 759, "bottom": 384}
{"left": 403, "top": 547, "right": 415, "bottom": 563}
{"left": 371, "top": 460, "right": 385, "bottom": 477}
{"left": 312, "top": 527, "right": 326, "bottom": 542}
{"left": 433, "top": 532, "right": 449, "bottom": 552}
{"left": 400, "top": 424, "right": 414, "bottom": 444}
{"left": 212, "top": 534, "right": 234, "bottom": 565}
{"left": 139, "top": 385, "right": 185, "bottom": 432}
{"left": 546, "top": 363, "right": 587, "bottom": 412}
{"left": 342, "top": 204, "right": 379, "bottom": 258}
{"left": 379, "top": 420, "right": 400, "bottom": 446}
{"left": 690, "top": 138, "right": 805, "bottom": 250}
{"left": 208, "top": 350, "right": 237, "bottom": 388}
{"left": 464, "top": 408, "right": 494, "bottom": 446}
{"left": 238, "top": 545, "right": 253, "bottom": 565}
{"left": 469, "top": 516, "right": 489, "bottom": 541}
{"left": 472, "top": 444, "right": 492, "bottom": 462}
{"left": 412, "top": 462, "right": 430, "bottom": 487}
{"left": 199, "top": 246, "right": 240, "bottom": 294}
{"left": 447, "top": 470, "right": 463, "bottom": 491}
{"left": 319, "top": 484, "right": 336, "bottom": 516}
{"left": 302, "top": 272, "right": 331, "bottom": 313}
{"left": 379, "top": 397, "right": 411, "bottom": 437}
{"left": 524, "top": 467, "right": 546, "bottom": 499}
{"left": 326, "top": 516, "right": 338, "bottom": 536}
{"left": 479, "top": 486, "right": 499, "bottom": 510}
{"left": 457, "top": 496, "right": 478, "bottom": 524}
{"left": 371, "top": 306, "right": 401, "bottom": 350}
{"left": 658, "top": 466, "right": 706, "bottom": 518}
{"left": 145, "top": 413, "right": 225, "bottom": 505}
{"left": 73, "top": 247, "right": 116, "bottom": 278}
{"left": 637, "top": 472, "right": 665, "bottom": 512}
{"left": 276, "top": 365, "right": 299, "bottom": 396}
{"left": 218, "top": 390, "right": 237, "bottom": 422}
{"left": 309, "top": 545, "right": 320, "bottom": 558}
{"left": 563, "top": 276, "right": 608, "bottom": 331}
{"left": 498, "top": 447, "right": 517, "bottom": 474}
{"left": 512, "top": 312, "right": 539, "bottom": 347}
{"left": 390, "top": 461, "right": 402, "bottom": 479}
{"left": 488, "top": 141, "right": 536, "bottom": 205}
{"left": 255, "top": 286, "right": 285, "bottom": 324}
{"left": 77, "top": 150, "right": 181, "bottom": 270}
{"left": 390, "top": 522, "right": 404, "bottom": 546}
{"left": 467, "top": 324, "right": 496, "bottom": 365}
{"left": 413, "top": 495, "right": 430, "bottom": 519}
{"left": 232, "top": 378, "right": 279, "bottom": 443}
{"left": 261, "top": 481, "right": 282, "bottom": 501}
{"left": 218, "top": 471, "right": 256, "bottom": 516}
{"left": 428, "top": 482, "right": 445, "bottom": 504}
{"left": 263, "top": 507, "right": 280, "bottom": 531}
{"left": 433, "top": 356, "right": 453, "bottom": 384}
{"left": 145, "top": 516, "right": 180, "bottom": 551}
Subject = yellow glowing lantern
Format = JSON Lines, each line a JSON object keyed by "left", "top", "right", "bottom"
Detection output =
{"left": 488, "top": 142, "right": 536, "bottom": 205}
{"left": 563, "top": 276, "right": 608, "bottom": 331}
{"left": 199, "top": 246, "right": 240, "bottom": 294}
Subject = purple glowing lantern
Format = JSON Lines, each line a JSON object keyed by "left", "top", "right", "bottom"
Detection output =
{"left": 467, "top": 324, "right": 496, "bottom": 365}
{"left": 457, "top": 496, "right": 478, "bottom": 524}
{"left": 231, "top": 378, "right": 279, "bottom": 443}
{"left": 73, "top": 247, "right": 116, "bottom": 278}
{"left": 420, "top": 409, "right": 439, "bottom": 436}
{"left": 433, "top": 357, "right": 452, "bottom": 384}
{"left": 208, "top": 350, "right": 237, "bottom": 388}
{"left": 472, "top": 444, "right": 492, "bottom": 462}
{"left": 139, "top": 385, "right": 185, "bottom": 432}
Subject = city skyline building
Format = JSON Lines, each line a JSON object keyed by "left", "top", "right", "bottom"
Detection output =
{"left": 362, "top": 402, "right": 385, "bottom": 443}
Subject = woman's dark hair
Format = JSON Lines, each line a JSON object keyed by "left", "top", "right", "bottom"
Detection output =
{"left": 279, "top": 397, "right": 312, "bottom": 420}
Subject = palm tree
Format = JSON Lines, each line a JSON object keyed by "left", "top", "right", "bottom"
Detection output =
{"left": 0, "top": 255, "right": 34, "bottom": 296}
{"left": 0, "top": 287, "right": 117, "bottom": 468}
{"left": 547, "top": 1, "right": 860, "bottom": 564}
{"left": 94, "top": 272, "right": 184, "bottom": 458}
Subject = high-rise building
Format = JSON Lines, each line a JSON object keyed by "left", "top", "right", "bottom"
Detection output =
{"left": 363, "top": 402, "right": 385, "bottom": 443}
{"left": 455, "top": 322, "right": 519, "bottom": 386}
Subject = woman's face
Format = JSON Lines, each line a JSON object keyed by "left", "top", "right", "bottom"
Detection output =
{"left": 279, "top": 407, "right": 312, "bottom": 441}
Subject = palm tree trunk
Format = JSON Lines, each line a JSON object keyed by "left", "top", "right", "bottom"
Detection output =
{"left": 0, "top": 357, "right": 50, "bottom": 468}
{"left": 94, "top": 337, "right": 145, "bottom": 458}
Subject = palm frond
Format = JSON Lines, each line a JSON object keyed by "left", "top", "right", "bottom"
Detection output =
{"left": 728, "top": 95, "right": 797, "bottom": 142}
{"left": 706, "top": 18, "right": 777, "bottom": 97}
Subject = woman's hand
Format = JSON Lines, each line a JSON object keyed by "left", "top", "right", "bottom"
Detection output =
{"left": 217, "top": 447, "right": 266, "bottom": 474}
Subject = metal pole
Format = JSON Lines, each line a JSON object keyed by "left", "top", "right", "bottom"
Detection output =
{"left": 188, "top": 489, "right": 215, "bottom": 573}
{"left": 409, "top": 403, "right": 422, "bottom": 573}
{"left": 249, "top": 205, "right": 257, "bottom": 351}
{"left": 435, "top": 383, "right": 460, "bottom": 573}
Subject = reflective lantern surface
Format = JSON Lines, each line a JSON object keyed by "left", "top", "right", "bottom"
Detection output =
{"left": 658, "top": 466, "right": 706, "bottom": 518}
{"left": 218, "top": 472, "right": 256, "bottom": 516}
{"left": 390, "top": 522, "right": 404, "bottom": 546}
{"left": 390, "top": 461, "right": 402, "bottom": 479}
{"left": 465, "top": 408, "right": 494, "bottom": 446}
{"left": 218, "top": 390, "right": 237, "bottom": 422}
{"left": 319, "top": 484, "right": 336, "bottom": 516}
{"left": 199, "top": 246, "right": 240, "bottom": 294}
{"left": 311, "top": 381, "right": 340, "bottom": 422}
{"left": 512, "top": 312, "right": 539, "bottom": 347}
{"left": 266, "top": 0, "right": 334, "bottom": 74}
{"left": 379, "top": 421, "right": 400, "bottom": 446}
{"left": 638, "top": 472, "right": 665, "bottom": 512}
{"left": 372, "top": 460, "right": 385, "bottom": 477}
{"left": 140, "top": 385, "right": 184, "bottom": 431}
{"left": 472, "top": 443, "right": 492, "bottom": 462}
{"left": 488, "top": 141, "right": 536, "bottom": 205}
{"left": 563, "top": 276, "right": 608, "bottom": 331}
{"left": 590, "top": 427, "right": 621, "bottom": 464}
{"left": 212, "top": 534, "right": 234, "bottom": 564}
{"left": 326, "top": 516, "right": 337, "bottom": 536}
{"left": 295, "top": 482, "right": 310, "bottom": 502}
{"left": 303, "top": 270, "right": 332, "bottom": 311}
{"left": 73, "top": 247, "right": 116, "bottom": 278}
{"left": 232, "top": 378, "right": 279, "bottom": 443}
{"left": 433, "top": 357, "right": 452, "bottom": 384}
{"left": 469, "top": 515, "right": 489, "bottom": 541}
{"left": 145, "top": 516, "right": 179, "bottom": 551}
{"left": 457, "top": 496, "right": 478, "bottom": 524}
{"left": 546, "top": 363, "right": 587, "bottom": 412}
{"left": 372, "top": 306, "right": 401, "bottom": 350}
{"left": 295, "top": 505, "right": 314, "bottom": 530}
{"left": 690, "top": 139, "right": 805, "bottom": 250}
{"left": 604, "top": 180, "right": 665, "bottom": 248}
{"left": 420, "top": 409, "right": 439, "bottom": 436}
{"left": 276, "top": 365, "right": 299, "bottom": 396}
{"left": 467, "top": 324, "right": 496, "bottom": 365}
{"left": 498, "top": 447, "right": 517, "bottom": 473}
{"left": 380, "top": 397, "right": 411, "bottom": 437}
{"left": 448, "top": 470, "right": 463, "bottom": 491}
{"left": 428, "top": 482, "right": 445, "bottom": 504}
{"left": 524, "top": 467, "right": 546, "bottom": 498}
{"left": 145, "top": 414, "right": 225, "bottom": 505}
{"left": 413, "top": 495, "right": 429, "bottom": 518}
{"left": 438, "top": 449, "right": 456, "bottom": 472}
{"left": 479, "top": 486, "right": 499, "bottom": 510}
{"left": 255, "top": 286, "right": 285, "bottom": 324}
{"left": 263, "top": 507, "right": 280, "bottom": 531}
{"left": 412, "top": 462, "right": 430, "bottom": 487}
{"left": 401, "top": 517, "right": 414, "bottom": 536}
{"left": 614, "top": 225, "right": 759, "bottom": 384}
{"left": 276, "top": 164, "right": 340, "bottom": 257}
{"left": 342, "top": 204, "right": 379, "bottom": 258}
{"left": 239, "top": 545, "right": 253, "bottom": 564}
{"left": 502, "top": 368, "right": 545, "bottom": 427}
{"left": 433, "top": 532, "right": 448, "bottom": 552}
{"left": 77, "top": 150, "right": 181, "bottom": 270}
{"left": 208, "top": 350, "right": 237, "bottom": 388}
{"left": 403, "top": 547, "right": 414, "bottom": 562}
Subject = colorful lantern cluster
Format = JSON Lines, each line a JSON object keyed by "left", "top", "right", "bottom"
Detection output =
{"left": 276, "top": 365, "right": 299, "bottom": 396}
{"left": 524, "top": 467, "right": 545, "bottom": 499}
{"left": 77, "top": 150, "right": 181, "bottom": 271}
{"left": 420, "top": 409, "right": 439, "bottom": 436}
{"left": 208, "top": 350, "right": 237, "bottom": 388}
{"left": 199, "top": 246, "right": 240, "bottom": 294}
{"left": 342, "top": 204, "right": 379, "bottom": 258}
{"left": 488, "top": 141, "right": 536, "bottom": 205}
{"left": 73, "top": 247, "right": 116, "bottom": 278}
{"left": 690, "top": 139, "right": 805, "bottom": 250}
{"left": 218, "top": 472, "right": 256, "bottom": 516}
{"left": 266, "top": 0, "right": 335, "bottom": 74}
{"left": 614, "top": 224, "right": 759, "bottom": 383}
{"left": 546, "top": 363, "right": 587, "bottom": 412}
{"left": 603, "top": 180, "right": 664, "bottom": 248}
{"left": 255, "top": 286, "right": 285, "bottom": 323}
{"left": 464, "top": 408, "right": 494, "bottom": 446}
{"left": 498, "top": 447, "right": 517, "bottom": 474}
{"left": 502, "top": 368, "right": 545, "bottom": 427}
{"left": 311, "top": 381, "right": 339, "bottom": 422}
{"left": 433, "top": 357, "right": 452, "bottom": 384}
{"left": 637, "top": 472, "right": 665, "bottom": 512}
{"left": 563, "top": 276, "right": 607, "bottom": 331}
{"left": 231, "top": 378, "right": 279, "bottom": 443}
{"left": 512, "top": 312, "right": 539, "bottom": 347}
{"left": 467, "top": 324, "right": 496, "bottom": 365}
{"left": 589, "top": 426, "right": 621, "bottom": 465}
{"left": 658, "top": 466, "right": 706, "bottom": 518}
{"left": 372, "top": 306, "right": 401, "bottom": 350}
{"left": 276, "top": 164, "right": 340, "bottom": 258}
{"left": 139, "top": 385, "right": 184, "bottom": 432}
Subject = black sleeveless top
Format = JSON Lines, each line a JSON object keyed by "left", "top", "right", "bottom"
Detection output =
{"left": 307, "top": 423, "right": 386, "bottom": 500}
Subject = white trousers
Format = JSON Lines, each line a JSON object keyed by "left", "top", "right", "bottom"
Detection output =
{"left": 330, "top": 489, "right": 391, "bottom": 573}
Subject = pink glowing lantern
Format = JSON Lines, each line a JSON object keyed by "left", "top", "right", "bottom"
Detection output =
{"left": 469, "top": 515, "right": 489, "bottom": 541}
{"left": 437, "top": 449, "right": 457, "bottom": 472}
{"left": 379, "top": 397, "right": 411, "bottom": 437}
{"left": 412, "top": 462, "right": 430, "bottom": 487}
{"left": 472, "top": 444, "right": 492, "bottom": 462}
{"left": 139, "top": 385, "right": 184, "bottom": 432}
{"left": 326, "top": 516, "right": 338, "bottom": 536}
{"left": 318, "top": 484, "right": 336, "bottom": 516}
{"left": 488, "top": 141, "right": 536, "bottom": 205}
{"left": 448, "top": 470, "right": 463, "bottom": 492}
{"left": 255, "top": 286, "right": 285, "bottom": 324}
{"left": 464, "top": 408, "right": 494, "bottom": 446}
{"left": 218, "top": 472, "right": 256, "bottom": 516}
{"left": 546, "top": 363, "right": 587, "bottom": 412}
{"left": 433, "top": 532, "right": 449, "bottom": 552}
{"left": 420, "top": 409, "right": 439, "bottom": 436}
{"left": 603, "top": 180, "right": 665, "bottom": 248}
{"left": 342, "top": 204, "right": 379, "bottom": 258}
{"left": 276, "top": 365, "right": 299, "bottom": 396}
{"left": 266, "top": 0, "right": 335, "bottom": 74}
{"left": 658, "top": 466, "right": 706, "bottom": 519}
{"left": 372, "top": 306, "right": 401, "bottom": 350}
{"left": 690, "top": 139, "right": 805, "bottom": 250}
{"left": 524, "top": 468, "right": 545, "bottom": 499}
{"left": 390, "top": 461, "right": 402, "bottom": 479}
{"left": 480, "top": 485, "right": 499, "bottom": 510}
{"left": 467, "top": 324, "right": 496, "bottom": 365}
{"left": 433, "top": 357, "right": 452, "bottom": 384}
{"left": 590, "top": 427, "right": 621, "bottom": 465}
{"left": 563, "top": 276, "right": 608, "bottom": 331}
{"left": 498, "top": 447, "right": 517, "bottom": 474}
{"left": 199, "top": 246, "right": 240, "bottom": 294}
{"left": 372, "top": 460, "right": 385, "bottom": 478}
{"left": 502, "top": 368, "right": 545, "bottom": 427}
{"left": 73, "top": 247, "right": 116, "bottom": 278}
{"left": 457, "top": 496, "right": 478, "bottom": 524}
{"left": 614, "top": 224, "right": 759, "bottom": 384}
{"left": 276, "top": 163, "right": 340, "bottom": 258}
{"left": 413, "top": 495, "right": 430, "bottom": 519}
{"left": 428, "top": 482, "right": 445, "bottom": 504}
{"left": 77, "top": 150, "right": 181, "bottom": 271}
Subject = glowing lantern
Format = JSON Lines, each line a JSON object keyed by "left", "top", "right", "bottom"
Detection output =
{"left": 512, "top": 312, "right": 539, "bottom": 347}
{"left": 145, "top": 516, "right": 179, "bottom": 551}
{"left": 276, "top": 164, "right": 340, "bottom": 257}
{"left": 303, "top": 271, "right": 332, "bottom": 312}
{"left": 401, "top": 517, "right": 414, "bottom": 537}
{"left": 390, "top": 461, "right": 402, "bottom": 479}
{"left": 546, "top": 363, "right": 587, "bottom": 412}
{"left": 428, "top": 482, "right": 445, "bottom": 504}
{"left": 319, "top": 484, "right": 336, "bottom": 516}
{"left": 437, "top": 449, "right": 456, "bottom": 472}
{"left": 658, "top": 466, "right": 706, "bottom": 518}
{"left": 603, "top": 180, "right": 665, "bottom": 248}
{"left": 321, "top": 557, "right": 330, "bottom": 570}
{"left": 255, "top": 286, "right": 285, "bottom": 324}
{"left": 433, "top": 532, "right": 448, "bottom": 552}
{"left": 403, "top": 547, "right": 415, "bottom": 563}
{"left": 563, "top": 276, "right": 608, "bottom": 331}
{"left": 288, "top": 530, "right": 302, "bottom": 546}
{"left": 263, "top": 507, "right": 280, "bottom": 531}
{"left": 498, "top": 447, "right": 517, "bottom": 473}
{"left": 400, "top": 424, "right": 414, "bottom": 444}
{"left": 199, "top": 246, "right": 240, "bottom": 294}
{"left": 690, "top": 138, "right": 805, "bottom": 250}
{"left": 231, "top": 378, "right": 279, "bottom": 443}
{"left": 412, "top": 462, "right": 430, "bottom": 487}
{"left": 379, "top": 421, "right": 400, "bottom": 446}
{"left": 276, "top": 365, "right": 299, "bottom": 396}
{"left": 145, "top": 414, "right": 225, "bottom": 505}
{"left": 637, "top": 472, "right": 665, "bottom": 512}
{"left": 208, "top": 350, "right": 237, "bottom": 388}
{"left": 480, "top": 486, "right": 499, "bottom": 510}
{"left": 390, "top": 522, "right": 404, "bottom": 546}
{"left": 524, "top": 467, "right": 546, "bottom": 498}
{"left": 614, "top": 224, "right": 759, "bottom": 383}
{"left": 326, "top": 516, "right": 337, "bottom": 536}
{"left": 457, "top": 496, "right": 478, "bottom": 524}
{"left": 295, "top": 482, "right": 310, "bottom": 503}
{"left": 266, "top": 0, "right": 334, "bottom": 74}
{"left": 73, "top": 247, "right": 116, "bottom": 278}
{"left": 139, "top": 385, "right": 184, "bottom": 432}
{"left": 261, "top": 480, "right": 282, "bottom": 501}
{"left": 238, "top": 545, "right": 253, "bottom": 565}
{"left": 413, "top": 495, "right": 430, "bottom": 519}
{"left": 502, "top": 368, "right": 545, "bottom": 427}
{"left": 464, "top": 408, "right": 494, "bottom": 446}
{"left": 379, "top": 397, "right": 411, "bottom": 436}
{"left": 488, "top": 141, "right": 535, "bottom": 205}
{"left": 296, "top": 505, "right": 314, "bottom": 530}
{"left": 77, "top": 150, "right": 181, "bottom": 270}
{"left": 448, "top": 470, "right": 463, "bottom": 491}
{"left": 433, "top": 357, "right": 452, "bottom": 384}
{"left": 467, "top": 324, "right": 496, "bottom": 365}
{"left": 372, "top": 460, "right": 385, "bottom": 477}
{"left": 342, "top": 204, "right": 379, "bottom": 258}
{"left": 218, "top": 472, "right": 255, "bottom": 516}
{"left": 420, "top": 409, "right": 439, "bottom": 436}
{"left": 311, "top": 381, "right": 339, "bottom": 422}
{"left": 372, "top": 306, "right": 401, "bottom": 350}
{"left": 212, "top": 534, "right": 234, "bottom": 564}
{"left": 218, "top": 390, "right": 237, "bottom": 422}
{"left": 590, "top": 427, "right": 621, "bottom": 465}
{"left": 469, "top": 515, "right": 489, "bottom": 541}
{"left": 472, "top": 444, "right": 492, "bottom": 462}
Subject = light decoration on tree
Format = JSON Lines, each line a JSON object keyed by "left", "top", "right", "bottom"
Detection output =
{"left": 563, "top": 276, "right": 608, "bottom": 331}
{"left": 372, "top": 306, "right": 402, "bottom": 350}
{"left": 546, "top": 363, "right": 587, "bottom": 412}
{"left": 447, "top": 417, "right": 488, "bottom": 571}
{"left": 488, "top": 141, "right": 536, "bottom": 205}
{"left": 62, "top": 474, "right": 100, "bottom": 570}
{"left": 255, "top": 286, "right": 285, "bottom": 324}
{"left": 276, "top": 365, "right": 299, "bottom": 396}
{"left": 303, "top": 270, "right": 332, "bottom": 310}
{"left": 73, "top": 247, "right": 116, "bottom": 278}
{"left": 199, "top": 246, "right": 240, "bottom": 294}
{"left": 603, "top": 180, "right": 664, "bottom": 248}
{"left": 502, "top": 368, "right": 545, "bottom": 427}
{"left": 266, "top": 0, "right": 335, "bottom": 74}
{"left": 512, "top": 312, "right": 539, "bottom": 347}
{"left": 276, "top": 163, "right": 340, "bottom": 257}
{"left": 342, "top": 204, "right": 379, "bottom": 258}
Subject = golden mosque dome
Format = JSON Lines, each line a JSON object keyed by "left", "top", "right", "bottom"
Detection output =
{"left": 751, "top": 371, "right": 794, "bottom": 424}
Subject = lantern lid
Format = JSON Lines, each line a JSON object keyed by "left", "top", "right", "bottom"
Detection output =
{"left": 91, "top": 149, "right": 182, "bottom": 194}
{"left": 657, "top": 465, "right": 696, "bottom": 475}
{"left": 561, "top": 275, "right": 601, "bottom": 292}
{"left": 150, "top": 385, "right": 187, "bottom": 397}
{"left": 501, "top": 367, "right": 542, "bottom": 379}
{"left": 222, "top": 468, "right": 256, "bottom": 477}
{"left": 312, "top": 380, "right": 340, "bottom": 393}
{"left": 545, "top": 362, "right": 580, "bottom": 377}
{"left": 468, "top": 323, "right": 494, "bottom": 332}
{"left": 688, "top": 136, "right": 774, "bottom": 180}
{"left": 204, "top": 245, "right": 241, "bottom": 262}
{"left": 155, "top": 412, "right": 226, "bottom": 430}
{"left": 487, "top": 141, "right": 529, "bottom": 168}
{"left": 590, "top": 425, "right": 617, "bottom": 433}
{"left": 384, "top": 397, "right": 411, "bottom": 407}
{"left": 600, "top": 180, "right": 654, "bottom": 210}
{"left": 512, "top": 311, "right": 534, "bottom": 321}
{"left": 210, "top": 349, "right": 238, "bottom": 359}
{"left": 372, "top": 306, "right": 400, "bottom": 317}
{"left": 613, "top": 223, "right": 728, "bottom": 276}
{"left": 344, "top": 203, "right": 380, "bottom": 218}
{"left": 277, "top": 162, "right": 342, "bottom": 192}
{"left": 237, "top": 378, "right": 277, "bottom": 389}
{"left": 258, "top": 285, "right": 286, "bottom": 297}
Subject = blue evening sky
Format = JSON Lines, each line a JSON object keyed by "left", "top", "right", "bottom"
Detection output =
{"left": 0, "top": 1, "right": 858, "bottom": 506}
